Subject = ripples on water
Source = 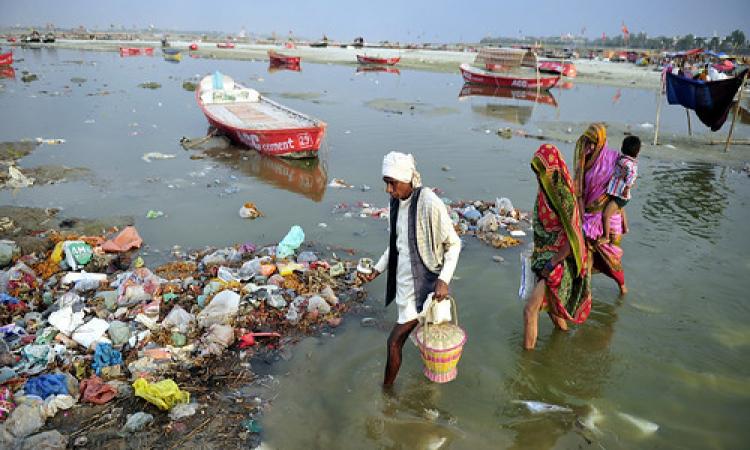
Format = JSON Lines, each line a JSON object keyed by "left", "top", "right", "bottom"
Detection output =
{"left": 641, "top": 161, "right": 730, "bottom": 243}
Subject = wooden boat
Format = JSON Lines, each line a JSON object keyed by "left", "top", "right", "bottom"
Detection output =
{"left": 196, "top": 72, "right": 326, "bottom": 158}
{"left": 460, "top": 63, "right": 559, "bottom": 90}
{"left": 538, "top": 61, "right": 577, "bottom": 77}
{"left": 163, "top": 53, "right": 182, "bottom": 62}
{"left": 459, "top": 84, "right": 558, "bottom": 107}
{"left": 268, "top": 50, "right": 301, "bottom": 66}
{"left": 216, "top": 42, "right": 235, "bottom": 49}
{"left": 357, "top": 55, "right": 400, "bottom": 65}
{"left": 356, "top": 66, "right": 400, "bottom": 75}
{"left": 119, "top": 47, "right": 154, "bottom": 56}
{"left": 0, "top": 51, "right": 13, "bottom": 66}
{"left": 162, "top": 48, "right": 181, "bottom": 56}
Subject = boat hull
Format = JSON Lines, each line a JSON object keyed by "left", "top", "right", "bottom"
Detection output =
{"left": 196, "top": 78, "right": 326, "bottom": 159}
{"left": 269, "top": 50, "right": 301, "bottom": 65}
{"left": 217, "top": 42, "right": 235, "bottom": 49}
{"left": 119, "top": 47, "right": 154, "bottom": 56}
{"left": 357, "top": 55, "right": 400, "bottom": 65}
{"left": 538, "top": 61, "right": 577, "bottom": 77}
{"left": 460, "top": 64, "right": 559, "bottom": 90}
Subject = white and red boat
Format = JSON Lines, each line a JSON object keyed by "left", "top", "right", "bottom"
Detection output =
{"left": 196, "top": 73, "right": 326, "bottom": 158}
{"left": 459, "top": 63, "right": 560, "bottom": 90}
{"left": 119, "top": 47, "right": 154, "bottom": 56}
{"left": 268, "top": 50, "right": 301, "bottom": 66}
{"left": 0, "top": 51, "right": 12, "bottom": 65}
{"left": 357, "top": 55, "right": 400, "bottom": 65}
{"left": 538, "top": 61, "right": 577, "bottom": 77}
{"left": 216, "top": 42, "right": 235, "bottom": 49}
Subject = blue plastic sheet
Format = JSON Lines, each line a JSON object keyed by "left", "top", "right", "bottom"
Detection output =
{"left": 92, "top": 342, "right": 123, "bottom": 376}
{"left": 0, "top": 293, "right": 19, "bottom": 304}
{"left": 24, "top": 373, "right": 68, "bottom": 399}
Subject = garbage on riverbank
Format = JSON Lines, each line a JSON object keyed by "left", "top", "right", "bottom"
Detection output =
{"left": 0, "top": 222, "right": 367, "bottom": 447}
{"left": 330, "top": 192, "right": 530, "bottom": 249}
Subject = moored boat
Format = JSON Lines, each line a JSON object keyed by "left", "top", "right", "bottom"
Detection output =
{"left": 0, "top": 51, "right": 13, "bottom": 66}
{"left": 196, "top": 72, "right": 326, "bottom": 158}
{"left": 268, "top": 50, "right": 301, "bottom": 66}
{"left": 0, "top": 66, "right": 15, "bottom": 79}
{"left": 356, "top": 55, "right": 400, "bottom": 65}
{"left": 216, "top": 42, "right": 235, "bottom": 49}
{"left": 119, "top": 47, "right": 154, "bottom": 56}
{"left": 538, "top": 61, "right": 577, "bottom": 77}
{"left": 459, "top": 63, "right": 560, "bottom": 90}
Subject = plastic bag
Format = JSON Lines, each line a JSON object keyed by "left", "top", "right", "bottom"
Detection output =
{"left": 276, "top": 225, "right": 304, "bottom": 259}
{"left": 418, "top": 293, "right": 452, "bottom": 325}
{"left": 496, "top": 197, "right": 515, "bottom": 215}
{"left": 477, "top": 213, "right": 500, "bottom": 232}
{"left": 91, "top": 343, "right": 122, "bottom": 376}
{"left": 107, "top": 321, "right": 131, "bottom": 346}
{"left": 102, "top": 226, "right": 142, "bottom": 253}
{"left": 169, "top": 403, "right": 198, "bottom": 421}
{"left": 200, "top": 324, "right": 235, "bottom": 355}
{"left": 518, "top": 250, "right": 534, "bottom": 301}
{"left": 24, "top": 374, "right": 69, "bottom": 399}
{"left": 132, "top": 378, "right": 189, "bottom": 411}
{"left": 162, "top": 305, "right": 195, "bottom": 334}
{"left": 71, "top": 318, "right": 110, "bottom": 349}
{"left": 48, "top": 306, "right": 85, "bottom": 335}
{"left": 307, "top": 295, "right": 330, "bottom": 314}
{"left": 197, "top": 290, "right": 239, "bottom": 328}
{"left": 63, "top": 241, "right": 93, "bottom": 271}
{"left": 238, "top": 257, "right": 271, "bottom": 279}
{"left": 2, "top": 404, "right": 45, "bottom": 439}
{"left": 121, "top": 412, "right": 153, "bottom": 432}
{"left": 80, "top": 375, "right": 118, "bottom": 404}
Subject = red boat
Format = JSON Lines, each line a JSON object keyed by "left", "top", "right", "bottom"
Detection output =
{"left": 460, "top": 64, "right": 560, "bottom": 90}
{"left": 196, "top": 73, "right": 326, "bottom": 158}
{"left": 538, "top": 61, "right": 577, "bottom": 77}
{"left": 268, "top": 64, "right": 301, "bottom": 73}
{"left": 357, "top": 55, "right": 400, "bottom": 65}
{"left": 119, "top": 47, "right": 154, "bottom": 56}
{"left": 189, "top": 43, "right": 199, "bottom": 51}
{"left": 459, "top": 84, "right": 558, "bottom": 107}
{"left": 268, "top": 50, "right": 301, "bottom": 66}
{"left": 0, "top": 51, "right": 12, "bottom": 65}
{"left": 217, "top": 42, "right": 235, "bottom": 49}
{"left": 356, "top": 66, "right": 400, "bottom": 75}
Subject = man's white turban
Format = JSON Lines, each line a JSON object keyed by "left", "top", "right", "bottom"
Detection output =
{"left": 382, "top": 151, "right": 422, "bottom": 187}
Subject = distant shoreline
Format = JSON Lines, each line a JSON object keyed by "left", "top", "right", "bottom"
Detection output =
{"left": 7, "top": 39, "right": 662, "bottom": 89}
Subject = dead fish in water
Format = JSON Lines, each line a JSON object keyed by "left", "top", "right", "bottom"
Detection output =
{"left": 513, "top": 400, "right": 573, "bottom": 414}
{"left": 617, "top": 412, "right": 659, "bottom": 434}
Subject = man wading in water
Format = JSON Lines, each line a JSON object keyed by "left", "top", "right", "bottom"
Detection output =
{"left": 359, "top": 152, "right": 461, "bottom": 387}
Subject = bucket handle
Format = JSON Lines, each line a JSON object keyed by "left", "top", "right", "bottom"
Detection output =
{"left": 421, "top": 295, "right": 458, "bottom": 346}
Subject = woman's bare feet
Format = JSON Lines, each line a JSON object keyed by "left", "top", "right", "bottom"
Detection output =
{"left": 549, "top": 313, "right": 569, "bottom": 331}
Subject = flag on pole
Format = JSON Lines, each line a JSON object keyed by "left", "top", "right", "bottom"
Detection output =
{"left": 621, "top": 22, "right": 630, "bottom": 42}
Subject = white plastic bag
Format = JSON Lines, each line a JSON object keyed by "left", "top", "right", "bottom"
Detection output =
{"left": 48, "top": 306, "right": 85, "bottom": 336}
{"left": 419, "top": 293, "right": 452, "bottom": 325}
{"left": 197, "top": 290, "right": 240, "bottom": 328}
{"left": 162, "top": 305, "right": 195, "bottom": 334}
{"left": 71, "top": 318, "right": 110, "bottom": 349}
{"left": 518, "top": 250, "right": 534, "bottom": 301}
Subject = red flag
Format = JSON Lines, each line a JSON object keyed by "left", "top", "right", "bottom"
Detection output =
{"left": 621, "top": 22, "right": 630, "bottom": 38}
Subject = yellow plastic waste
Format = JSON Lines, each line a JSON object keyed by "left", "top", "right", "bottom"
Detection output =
{"left": 132, "top": 378, "right": 189, "bottom": 410}
{"left": 50, "top": 241, "right": 65, "bottom": 264}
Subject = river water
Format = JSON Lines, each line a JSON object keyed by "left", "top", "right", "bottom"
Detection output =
{"left": 2, "top": 47, "right": 749, "bottom": 449}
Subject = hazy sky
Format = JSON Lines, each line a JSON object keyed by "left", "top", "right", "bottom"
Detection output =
{"left": 3, "top": 0, "right": 749, "bottom": 42}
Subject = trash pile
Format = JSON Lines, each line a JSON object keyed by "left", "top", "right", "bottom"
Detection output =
{"left": 448, "top": 197, "right": 530, "bottom": 249}
{"left": 0, "top": 222, "right": 367, "bottom": 447}
{"left": 330, "top": 192, "right": 530, "bottom": 250}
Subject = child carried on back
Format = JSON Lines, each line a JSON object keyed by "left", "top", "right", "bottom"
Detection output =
{"left": 600, "top": 136, "right": 640, "bottom": 244}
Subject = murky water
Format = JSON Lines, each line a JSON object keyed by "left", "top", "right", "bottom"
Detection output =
{"left": 2, "top": 47, "right": 750, "bottom": 449}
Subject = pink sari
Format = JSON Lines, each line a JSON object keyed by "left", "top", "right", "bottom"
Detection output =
{"left": 580, "top": 145, "right": 626, "bottom": 287}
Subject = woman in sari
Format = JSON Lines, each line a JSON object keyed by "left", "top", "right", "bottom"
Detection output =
{"left": 573, "top": 124, "right": 627, "bottom": 294}
{"left": 525, "top": 144, "right": 592, "bottom": 350}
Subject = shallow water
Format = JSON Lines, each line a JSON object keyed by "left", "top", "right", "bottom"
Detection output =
{"left": 2, "top": 47, "right": 750, "bottom": 449}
